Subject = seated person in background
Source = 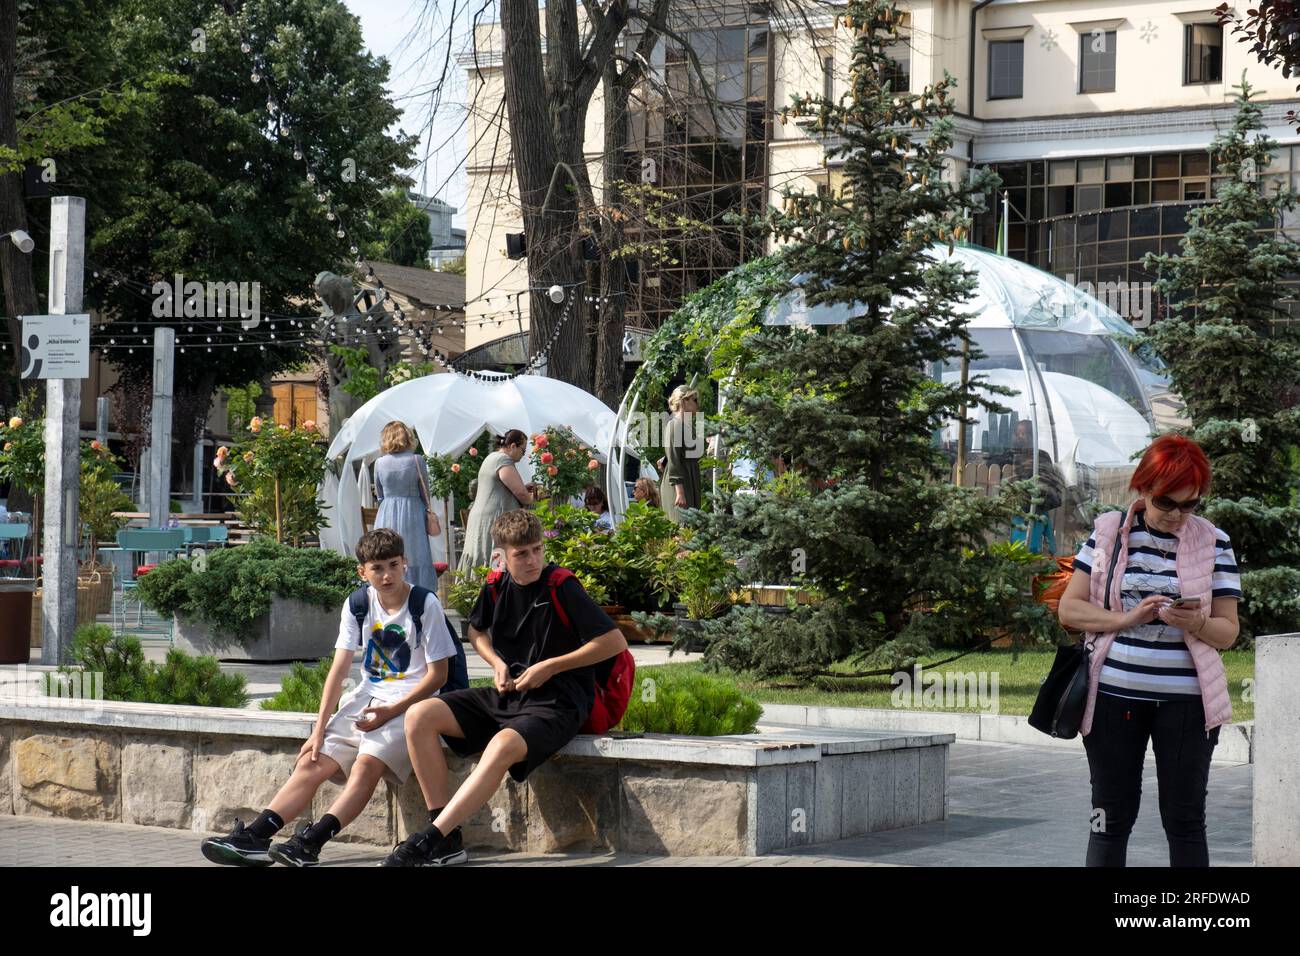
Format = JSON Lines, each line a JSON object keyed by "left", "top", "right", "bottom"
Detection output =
{"left": 583, "top": 485, "right": 614, "bottom": 530}
{"left": 633, "top": 477, "right": 661, "bottom": 508}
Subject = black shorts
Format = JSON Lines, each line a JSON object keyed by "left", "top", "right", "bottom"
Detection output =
{"left": 438, "top": 687, "right": 588, "bottom": 782}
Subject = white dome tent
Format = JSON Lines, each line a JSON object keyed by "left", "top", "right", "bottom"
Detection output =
{"left": 321, "top": 372, "right": 618, "bottom": 560}
{"left": 604, "top": 244, "right": 1181, "bottom": 554}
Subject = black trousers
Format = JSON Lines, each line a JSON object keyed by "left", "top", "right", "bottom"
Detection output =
{"left": 1081, "top": 692, "right": 1220, "bottom": 867}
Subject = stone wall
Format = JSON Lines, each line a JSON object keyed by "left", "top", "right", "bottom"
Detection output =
{"left": 0, "top": 699, "right": 953, "bottom": 857}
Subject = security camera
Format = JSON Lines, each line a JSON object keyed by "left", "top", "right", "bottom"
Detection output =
{"left": 547, "top": 285, "right": 565, "bottom": 304}
{"left": 5, "top": 230, "right": 34, "bottom": 254}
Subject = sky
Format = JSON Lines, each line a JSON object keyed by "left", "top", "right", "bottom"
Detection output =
{"left": 342, "top": 0, "right": 476, "bottom": 227}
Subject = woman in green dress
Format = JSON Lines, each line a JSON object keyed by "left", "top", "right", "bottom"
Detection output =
{"left": 457, "top": 429, "right": 538, "bottom": 572}
{"left": 660, "top": 386, "right": 703, "bottom": 524}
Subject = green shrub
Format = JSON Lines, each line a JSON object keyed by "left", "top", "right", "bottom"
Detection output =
{"left": 137, "top": 538, "right": 359, "bottom": 642}
{"left": 618, "top": 667, "right": 761, "bottom": 736}
{"left": 261, "top": 657, "right": 334, "bottom": 713}
{"left": 147, "top": 650, "right": 247, "bottom": 708}
{"left": 43, "top": 623, "right": 247, "bottom": 708}
{"left": 446, "top": 566, "right": 490, "bottom": 619}
{"left": 45, "top": 624, "right": 151, "bottom": 701}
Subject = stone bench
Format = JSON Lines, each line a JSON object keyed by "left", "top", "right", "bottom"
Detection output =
{"left": 0, "top": 694, "right": 952, "bottom": 856}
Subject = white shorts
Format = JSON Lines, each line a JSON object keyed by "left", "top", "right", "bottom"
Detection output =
{"left": 318, "top": 691, "right": 412, "bottom": 787}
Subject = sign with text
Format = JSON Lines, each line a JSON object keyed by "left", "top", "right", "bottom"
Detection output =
{"left": 19, "top": 314, "right": 90, "bottom": 380}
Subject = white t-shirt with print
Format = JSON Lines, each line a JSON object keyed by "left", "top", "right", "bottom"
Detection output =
{"left": 335, "top": 586, "right": 457, "bottom": 704}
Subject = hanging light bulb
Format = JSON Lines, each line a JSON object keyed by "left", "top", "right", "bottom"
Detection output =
{"left": 306, "top": 172, "right": 316, "bottom": 184}
{"left": 317, "top": 192, "right": 326, "bottom": 203}
{"left": 326, "top": 211, "right": 335, "bottom": 221}
{"left": 241, "top": 42, "right": 251, "bottom": 54}
{"left": 251, "top": 71, "right": 261, "bottom": 83}
{"left": 293, "top": 148, "right": 303, "bottom": 161}
{"left": 336, "top": 228, "right": 345, "bottom": 238}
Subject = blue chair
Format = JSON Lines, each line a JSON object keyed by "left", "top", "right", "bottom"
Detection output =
{"left": 206, "top": 525, "right": 229, "bottom": 547}
{"left": 107, "top": 528, "right": 185, "bottom": 633}
{"left": 0, "top": 522, "right": 29, "bottom": 577}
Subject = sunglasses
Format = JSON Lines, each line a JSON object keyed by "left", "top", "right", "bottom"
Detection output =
{"left": 1150, "top": 494, "right": 1201, "bottom": 514}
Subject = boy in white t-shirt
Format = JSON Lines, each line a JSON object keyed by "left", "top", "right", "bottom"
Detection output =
{"left": 200, "top": 528, "right": 461, "bottom": 867}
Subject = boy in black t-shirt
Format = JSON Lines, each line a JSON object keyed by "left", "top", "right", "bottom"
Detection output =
{"left": 382, "top": 509, "right": 627, "bottom": 866}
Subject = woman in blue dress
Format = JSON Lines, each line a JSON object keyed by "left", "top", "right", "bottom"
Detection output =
{"left": 373, "top": 420, "right": 440, "bottom": 591}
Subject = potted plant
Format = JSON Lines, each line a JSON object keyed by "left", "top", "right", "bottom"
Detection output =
{"left": 446, "top": 565, "right": 490, "bottom": 640}
{"left": 137, "top": 538, "right": 358, "bottom": 661}
{"left": 644, "top": 532, "right": 732, "bottom": 652}
{"left": 212, "top": 418, "right": 328, "bottom": 545}
{"left": 426, "top": 431, "right": 491, "bottom": 518}
{"left": 79, "top": 441, "right": 134, "bottom": 613}
{"left": 529, "top": 427, "right": 597, "bottom": 502}
{"left": 0, "top": 396, "right": 45, "bottom": 575}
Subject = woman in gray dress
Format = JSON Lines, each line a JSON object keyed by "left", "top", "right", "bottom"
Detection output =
{"left": 660, "top": 385, "right": 703, "bottom": 524}
{"left": 373, "top": 420, "right": 440, "bottom": 591}
{"left": 457, "top": 429, "right": 538, "bottom": 572}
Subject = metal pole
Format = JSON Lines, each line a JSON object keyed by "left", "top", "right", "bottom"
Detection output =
{"left": 95, "top": 396, "right": 108, "bottom": 447}
{"left": 147, "top": 327, "right": 175, "bottom": 528}
{"left": 192, "top": 436, "right": 204, "bottom": 511}
{"left": 41, "top": 196, "right": 85, "bottom": 666}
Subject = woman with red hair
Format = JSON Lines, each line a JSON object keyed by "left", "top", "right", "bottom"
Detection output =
{"left": 1058, "top": 433, "right": 1241, "bottom": 867}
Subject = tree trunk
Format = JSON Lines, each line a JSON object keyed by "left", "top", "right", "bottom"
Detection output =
{"left": 0, "top": 0, "right": 41, "bottom": 410}
{"left": 274, "top": 476, "right": 282, "bottom": 544}
{"left": 499, "top": 0, "right": 590, "bottom": 389}
{"left": 594, "top": 64, "right": 632, "bottom": 411}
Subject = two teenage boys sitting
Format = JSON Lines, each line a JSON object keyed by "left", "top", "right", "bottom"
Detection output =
{"left": 201, "top": 510, "right": 626, "bottom": 866}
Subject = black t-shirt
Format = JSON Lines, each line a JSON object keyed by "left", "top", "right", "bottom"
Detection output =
{"left": 467, "top": 564, "right": 617, "bottom": 712}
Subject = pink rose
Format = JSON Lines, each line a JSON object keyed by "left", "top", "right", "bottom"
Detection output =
{"left": 7, "top": 417, "right": 22, "bottom": 429}
{"left": 587, "top": 459, "right": 599, "bottom": 470}
{"left": 468, "top": 447, "right": 478, "bottom": 456}
{"left": 541, "top": 452, "right": 554, "bottom": 464}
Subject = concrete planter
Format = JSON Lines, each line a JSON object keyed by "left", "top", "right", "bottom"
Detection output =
{"left": 171, "top": 597, "right": 339, "bottom": 662}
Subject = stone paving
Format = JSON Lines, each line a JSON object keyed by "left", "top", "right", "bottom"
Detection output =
{"left": 0, "top": 739, "right": 1253, "bottom": 867}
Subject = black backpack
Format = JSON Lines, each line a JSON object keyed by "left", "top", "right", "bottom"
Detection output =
{"left": 348, "top": 585, "right": 469, "bottom": 693}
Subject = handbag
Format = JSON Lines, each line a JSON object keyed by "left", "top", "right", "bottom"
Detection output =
{"left": 416, "top": 466, "right": 441, "bottom": 537}
{"left": 1028, "top": 508, "right": 1126, "bottom": 739}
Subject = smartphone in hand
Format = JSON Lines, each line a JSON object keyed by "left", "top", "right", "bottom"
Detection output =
{"left": 1168, "top": 596, "right": 1202, "bottom": 609}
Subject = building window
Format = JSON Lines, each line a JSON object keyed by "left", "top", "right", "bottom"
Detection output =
{"left": 989, "top": 40, "right": 1024, "bottom": 100}
{"left": 820, "top": 51, "right": 834, "bottom": 100}
{"left": 1185, "top": 24, "right": 1223, "bottom": 84}
{"left": 1079, "top": 30, "right": 1117, "bottom": 93}
{"left": 883, "top": 39, "right": 910, "bottom": 92}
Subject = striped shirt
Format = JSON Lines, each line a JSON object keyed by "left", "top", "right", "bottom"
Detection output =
{"left": 1072, "top": 511, "right": 1242, "bottom": 702}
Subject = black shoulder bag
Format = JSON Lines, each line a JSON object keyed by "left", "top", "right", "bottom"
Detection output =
{"left": 1028, "top": 508, "right": 1126, "bottom": 739}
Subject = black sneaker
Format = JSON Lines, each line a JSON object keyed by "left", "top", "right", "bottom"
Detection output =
{"left": 379, "top": 827, "right": 467, "bottom": 867}
{"left": 201, "top": 820, "right": 273, "bottom": 867}
{"left": 269, "top": 822, "right": 322, "bottom": 868}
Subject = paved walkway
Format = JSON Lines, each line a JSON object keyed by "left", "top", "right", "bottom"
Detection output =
{"left": 0, "top": 740, "right": 1253, "bottom": 867}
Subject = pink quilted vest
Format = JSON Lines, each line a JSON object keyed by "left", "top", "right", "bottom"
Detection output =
{"left": 1080, "top": 498, "right": 1233, "bottom": 736}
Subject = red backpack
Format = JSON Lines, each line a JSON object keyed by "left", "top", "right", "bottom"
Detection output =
{"left": 485, "top": 565, "right": 635, "bottom": 734}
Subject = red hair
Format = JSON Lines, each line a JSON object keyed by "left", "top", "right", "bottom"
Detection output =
{"left": 1130, "top": 433, "right": 1212, "bottom": 497}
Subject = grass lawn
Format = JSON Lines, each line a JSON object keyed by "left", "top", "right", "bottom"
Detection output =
{"left": 629, "top": 648, "right": 1256, "bottom": 723}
